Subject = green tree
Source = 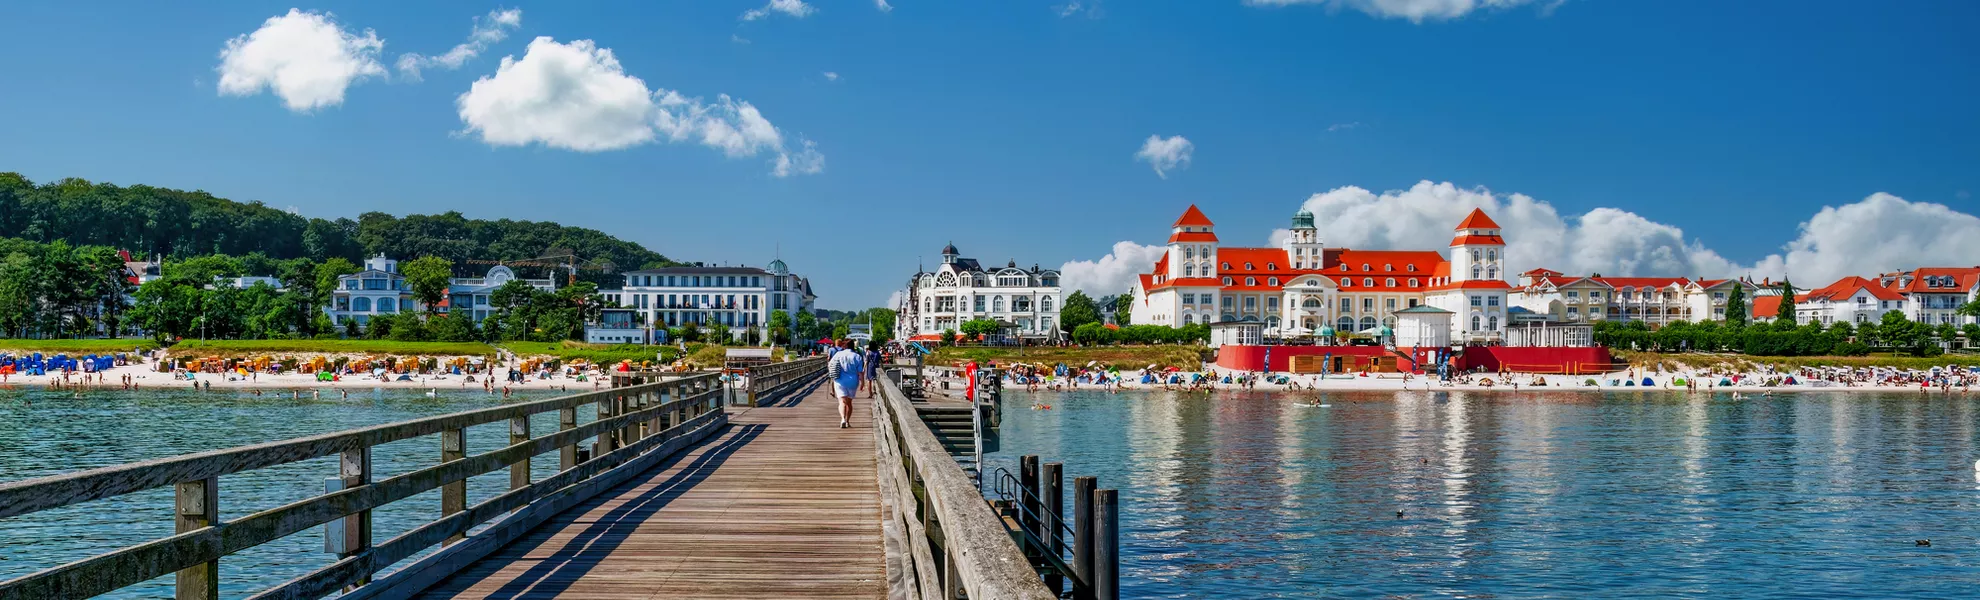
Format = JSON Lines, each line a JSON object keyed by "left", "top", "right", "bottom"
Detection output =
{"left": 1112, "top": 293, "right": 1133, "bottom": 326}
{"left": 1963, "top": 323, "right": 1980, "bottom": 349}
{"left": 429, "top": 309, "right": 480, "bottom": 342}
{"left": 343, "top": 317, "right": 361, "bottom": 338}
{"left": 388, "top": 310, "right": 429, "bottom": 341}
{"left": 709, "top": 321, "right": 732, "bottom": 344}
{"left": 960, "top": 318, "right": 1000, "bottom": 339}
{"left": 1775, "top": 280, "right": 1797, "bottom": 325}
{"left": 1957, "top": 299, "right": 1980, "bottom": 319}
{"left": 1059, "top": 291, "right": 1102, "bottom": 332}
{"left": 400, "top": 256, "right": 454, "bottom": 315}
{"left": 1723, "top": 284, "right": 1747, "bottom": 327}
{"left": 942, "top": 328, "right": 959, "bottom": 346}
{"left": 768, "top": 310, "right": 792, "bottom": 345}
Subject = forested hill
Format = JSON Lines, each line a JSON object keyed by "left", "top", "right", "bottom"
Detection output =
{"left": 0, "top": 173, "right": 681, "bottom": 278}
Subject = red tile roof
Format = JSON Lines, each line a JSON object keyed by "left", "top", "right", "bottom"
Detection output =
{"left": 1804, "top": 276, "right": 1904, "bottom": 302}
{"left": 1751, "top": 296, "right": 1781, "bottom": 319}
{"left": 1426, "top": 280, "right": 1514, "bottom": 291}
{"left": 1173, "top": 205, "right": 1214, "bottom": 227}
{"left": 1893, "top": 267, "right": 1980, "bottom": 293}
{"left": 1522, "top": 268, "right": 1564, "bottom": 277}
{"left": 1591, "top": 277, "right": 1695, "bottom": 290}
{"left": 1167, "top": 231, "right": 1219, "bottom": 243}
{"left": 1448, "top": 234, "right": 1505, "bottom": 246}
{"left": 1455, "top": 208, "right": 1500, "bottom": 230}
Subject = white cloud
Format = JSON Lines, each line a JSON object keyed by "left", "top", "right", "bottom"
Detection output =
{"left": 1252, "top": 180, "right": 1980, "bottom": 285}
{"left": 457, "top": 37, "right": 659, "bottom": 151}
{"left": 456, "top": 37, "right": 821, "bottom": 175}
{"left": 732, "top": 34, "right": 752, "bottom": 44}
{"left": 887, "top": 289, "right": 907, "bottom": 310}
{"left": 876, "top": 0, "right": 895, "bottom": 13}
{"left": 396, "top": 8, "right": 522, "bottom": 80}
{"left": 216, "top": 9, "right": 385, "bottom": 112}
{"left": 1243, "top": 0, "right": 1552, "bottom": 22}
{"left": 1059, "top": 241, "right": 1168, "bottom": 297}
{"left": 773, "top": 138, "right": 826, "bottom": 177}
{"left": 742, "top": 0, "right": 817, "bottom": 21}
{"left": 1326, "top": 121, "right": 1363, "bottom": 132}
{"left": 823, "top": 71, "right": 840, "bottom": 81}
{"left": 1134, "top": 135, "right": 1194, "bottom": 179}
{"left": 1743, "top": 193, "right": 1980, "bottom": 285}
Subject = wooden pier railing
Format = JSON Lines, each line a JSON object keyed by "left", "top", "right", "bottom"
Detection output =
{"left": 0, "top": 357, "right": 828, "bottom": 600}
{"left": 874, "top": 371, "right": 1057, "bottom": 600}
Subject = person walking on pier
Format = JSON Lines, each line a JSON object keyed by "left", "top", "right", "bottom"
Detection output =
{"left": 827, "top": 339, "right": 866, "bottom": 429}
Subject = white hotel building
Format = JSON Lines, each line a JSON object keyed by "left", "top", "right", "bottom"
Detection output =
{"left": 896, "top": 243, "right": 1063, "bottom": 342}
{"left": 602, "top": 259, "right": 815, "bottom": 342}
{"left": 1129, "top": 205, "right": 1513, "bottom": 344}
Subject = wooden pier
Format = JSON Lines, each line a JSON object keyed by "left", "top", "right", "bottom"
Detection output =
{"left": 0, "top": 355, "right": 1105, "bottom": 600}
{"left": 413, "top": 379, "right": 886, "bottom": 599}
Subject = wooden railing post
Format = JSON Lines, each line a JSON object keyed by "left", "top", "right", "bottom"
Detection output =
{"left": 594, "top": 395, "right": 617, "bottom": 458}
{"left": 174, "top": 477, "right": 219, "bottom": 600}
{"left": 559, "top": 406, "right": 579, "bottom": 470}
{"left": 618, "top": 392, "right": 637, "bottom": 445}
{"left": 1073, "top": 475, "right": 1096, "bottom": 599}
{"left": 1094, "top": 488, "right": 1119, "bottom": 600}
{"left": 441, "top": 428, "right": 466, "bottom": 546}
{"left": 509, "top": 416, "right": 530, "bottom": 491}
{"left": 340, "top": 448, "right": 373, "bottom": 590}
{"left": 1020, "top": 455, "right": 1039, "bottom": 554}
{"left": 1042, "top": 462, "right": 1064, "bottom": 593}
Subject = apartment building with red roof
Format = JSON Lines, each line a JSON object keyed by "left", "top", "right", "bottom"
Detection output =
{"left": 1510, "top": 271, "right": 1757, "bottom": 327}
{"left": 1876, "top": 267, "right": 1980, "bottom": 326}
{"left": 1130, "top": 205, "right": 1513, "bottom": 344}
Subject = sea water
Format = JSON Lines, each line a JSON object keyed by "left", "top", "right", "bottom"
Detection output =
{"left": 0, "top": 387, "right": 571, "bottom": 598}
{"left": 986, "top": 389, "right": 1980, "bottom": 598}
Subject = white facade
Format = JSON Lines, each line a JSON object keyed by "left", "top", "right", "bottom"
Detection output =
{"left": 447, "top": 265, "right": 556, "bottom": 323}
{"left": 614, "top": 259, "right": 815, "bottom": 342}
{"left": 1129, "top": 205, "right": 1512, "bottom": 344}
{"left": 1392, "top": 305, "right": 1453, "bottom": 348}
{"left": 1511, "top": 270, "right": 1756, "bottom": 327}
{"left": 328, "top": 254, "right": 416, "bottom": 325}
{"left": 896, "top": 244, "right": 1062, "bottom": 340}
{"left": 1879, "top": 268, "right": 1980, "bottom": 326}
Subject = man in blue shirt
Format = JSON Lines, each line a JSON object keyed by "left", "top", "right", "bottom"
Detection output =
{"left": 827, "top": 339, "right": 865, "bottom": 428}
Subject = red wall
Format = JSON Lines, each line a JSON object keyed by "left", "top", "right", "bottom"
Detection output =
{"left": 1214, "top": 344, "right": 1617, "bottom": 374}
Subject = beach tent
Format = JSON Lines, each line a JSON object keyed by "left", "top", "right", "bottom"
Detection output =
{"left": 1641, "top": 377, "right": 1654, "bottom": 386}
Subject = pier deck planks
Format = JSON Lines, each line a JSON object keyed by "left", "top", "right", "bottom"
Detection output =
{"left": 416, "top": 381, "right": 886, "bottom": 599}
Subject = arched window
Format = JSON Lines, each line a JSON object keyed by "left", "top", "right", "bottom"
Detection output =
{"left": 377, "top": 298, "right": 396, "bottom": 313}
{"left": 1488, "top": 316, "right": 1499, "bottom": 330}
{"left": 1185, "top": 264, "right": 1195, "bottom": 277}
{"left": 1471, "top": 249, "right": 1480, "bottom": 260}
{"left": 1471, "top": 315, "right": 1481, "bottom": 331}
{"left": 1363, "top": 278, "right": 1373, "bottom": 287}
{"left": 1041, "top": 296, "right": 1054, "bottom": 311}
{"left": 1409, "top": 278, "right": 1419, "bottom": 287}
{"left": 1184, "top": 247, "right": 1195, "bottom": 258}
{"left": 1222, "top": 277, "right": 1234, "bottom": 285}
{"left": 1360, "top": 316, "right": 1377, "bottom": 331}
{"left": 1222, "top": 262, "right": 1232, "bottom": 270}
{"left": 1245, "top": 277, "right": 1257, "bottom": 286}
{"left": 1268, "top": 277, "right": 1279, "bottom": 286}
{"left": 1488, "top": 249, "right": 1497, "bottom": 260}
{"left": 1267, "top": 316, "right": 1280, "bottom": 328}
{"left": 993, "top": 296, "right": 1005, "bottom": 312}
{"left": 1361, "top": 263, "right": 1370, "bottom": 272}
{"left": 1245, "top": 262, "right": 1255, "bottom": 270}
{"left": 1385, "top": 264, "right": 1394, "bottom": 272}
{"left": 1267, "top": 263, "right": 1277, "bottom": 270}
{"left": 1337, "top": 316, "right": 1355, "bottom": 332}
{"left": 1340, "top": 278, "right": 1352, "bottom": 287}
{"left": 1302, "top": 297, "right": 1322, "bottom": 308}
{"left": 353, "top": 297, "right": 372, "bottom": 312}
{"left": 1407, "top": 264, "right": 1418, "bottom": 272}
{"left": 1183, "top": 314, "right": 1193, "bottom": 325}
{"left": 1386, "top": 278, "right": 1396, "bottom": 287}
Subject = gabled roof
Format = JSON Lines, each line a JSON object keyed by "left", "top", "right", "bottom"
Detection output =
{"left": 1455, "top": 208, "right": 1500, "bottom": 230}
{"left": 1894, "top": 267, "right": 1980, "bottom": 293}
{"left": 1173, "top": 205, "right": 1214, "bottom": 228}
{"left": 1167, "top": 231, "right": 1219, "bottom": 243}
{"left": 1522, "top": 268, "right": 1563, "bottom": 277}
{"left": 1804, "top": 276, "right": 1904, "bottom": 302}
{"left": 1752, "top": 296, "right": 1781, "bottom": 319}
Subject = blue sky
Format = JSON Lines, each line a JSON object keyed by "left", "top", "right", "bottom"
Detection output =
{"left": 2, "top": 0, "right": 1977, "bottom": 310}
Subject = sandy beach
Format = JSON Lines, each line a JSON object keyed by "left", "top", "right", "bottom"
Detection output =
{"left": 0, "top": 360, "right": 643, "bottom": 394}
{"left": 915, "top": 365, "right": 1977, "bottom": 395}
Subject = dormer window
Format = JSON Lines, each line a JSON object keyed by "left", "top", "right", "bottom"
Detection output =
{"left": 1246, "top": 277, "right": 1257, "bottom": 286}
{"left": 1223, "top": 262, "right": 1231, "bottom": 270}
{"left": 1340, "top": 278, "right": 1352, "bottom": 287}
{"left": 1385, "top": 264, "right": 1394, "bottom": 272}
{"left": 1269, "top": 277, "right": 1280, "bottom": 286}
{"left": 1222, "top": 277, "right": 1234, "bottom": 285}
{"left": 1361, "top": 263, "right": 1370, "bottom": 272}
{"left": 1386, "top": 278, "right": 1396, "bottom": 287}
{"left": 1363, "top": 278, "right": 1373, "bottom": 287}
{"left": 1245, "top": 262, "right": 1255, "bottom": 270}
{"left": 1409, "top": 278, "right": 1419, "bottom": 287}
{"left": 1407, "top": 264, "right": 1418, "bottom": 272}
{"left": 1267, "top": 263, "right": 1276, "bottom": 270}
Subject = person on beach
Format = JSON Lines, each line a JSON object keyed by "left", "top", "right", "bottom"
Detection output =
{"left": 864, "top": 342, "right": 882, "bottom": 398}
{"left": 827, "top": 339, "right": 865, "bottom": 429}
